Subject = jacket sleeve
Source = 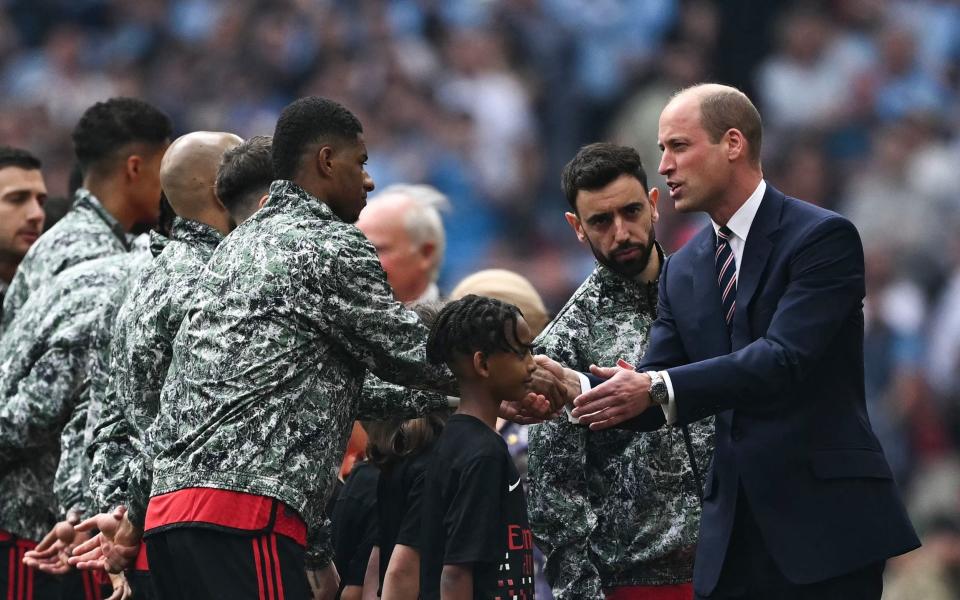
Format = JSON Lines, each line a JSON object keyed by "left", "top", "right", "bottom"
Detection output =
{"left": 666, "top": 216, "right": 865, "bottom": 423}
{"left": 86, "top": 388, "right": 136, "bottom": 515}
{"left": 357, "top": 374, "right": 451, "bottom": 420}
{"left": 0, "top": 346, "right": 84, "bottom": 468}
{"left": 310, "top": 230, "right": 456, "bottom": 397}
{"left": 54, "top": 395, "right": 90, "bottom": 518}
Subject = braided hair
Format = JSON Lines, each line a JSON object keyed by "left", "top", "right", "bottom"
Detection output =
{"left": 426, "top": 294, "right": 527, "bottom": 369}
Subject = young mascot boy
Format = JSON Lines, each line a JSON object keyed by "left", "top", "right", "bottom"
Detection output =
{"left": 420, "top": 295, "right": 538, "bottom": 599}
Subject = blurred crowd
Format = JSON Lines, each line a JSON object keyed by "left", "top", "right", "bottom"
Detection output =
{"left": 2, "top": 0, "right": 960, "bottom": 595}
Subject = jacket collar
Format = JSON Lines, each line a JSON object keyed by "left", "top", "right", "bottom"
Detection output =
{"left": 74, "top": 188, "right": 132, "bottom": 250}
{"left": 594, "top": 242, "right": 663, "bottom": 312}
{"left": 170, "top": 217, "right": 224, "bottom": 249}
{"left": 263, "top": 180, "right": 343, "bottom": 223}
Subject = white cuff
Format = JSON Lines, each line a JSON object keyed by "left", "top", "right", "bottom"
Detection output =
{"left": 562, "top": 371, "right": 592, "bottom": 424}
{"left": 660, "top": 370, "right": 678, "bottom": 425}
{"left": 446, "top": 396, "right": 460, "bottom": 408}
{"left": 576, "top": 371, "right": 591, "bottom": 395}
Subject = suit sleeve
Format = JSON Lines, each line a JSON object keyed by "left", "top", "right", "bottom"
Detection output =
{"left": 666, "top": 216, "right": 865, "bottom": 424}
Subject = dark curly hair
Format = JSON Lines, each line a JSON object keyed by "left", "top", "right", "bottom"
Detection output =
{"left": 271, "top": 96, "right": 363, "bottom": 180}
{"left": 71, "top": 97, "right": 172, "bottom": 172}
{"left": 426, "top": 294, "right": 527, "bottom": 369}
{"left": 561, "top": 142, "right": 648, "bottom": 212}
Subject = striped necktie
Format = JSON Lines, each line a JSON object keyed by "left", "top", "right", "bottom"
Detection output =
{"left": 715, "top": 226, "right": 737, "bottom": 328}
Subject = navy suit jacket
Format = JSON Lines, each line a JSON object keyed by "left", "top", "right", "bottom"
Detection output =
{"left": 618, "top": 185, "right": 919, "bottom": 595}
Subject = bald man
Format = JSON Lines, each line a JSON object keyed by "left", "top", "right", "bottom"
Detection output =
{"left": 356, "top": 184, "right": 448, "bottom": 303}
{"left": 566, "top": 84, "right": 919, "bottom": 598}
{"left": 72, "top": 134, "right": 273, "bottom": 595}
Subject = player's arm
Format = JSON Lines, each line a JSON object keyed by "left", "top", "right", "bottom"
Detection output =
{"left": 440, "top": 564, "right": 473, "bottom": 600}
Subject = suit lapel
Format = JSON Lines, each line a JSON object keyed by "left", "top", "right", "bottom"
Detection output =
{"left": 692, "top": 226, "right": 731, "bottom": 356}
{"left": 731, "top": 186, "right": 784, "bottom": 346}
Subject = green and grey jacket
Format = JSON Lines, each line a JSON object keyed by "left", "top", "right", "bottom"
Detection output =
{"left": 146, "top": 180, "right": 456, "bottom": 568}
{"left": 0, "top": 250, "right": 149, "bottom": 540}
{"left": 87, "top": 219, "right": 222, "bottom": 517}
{"left": 528, "top": 259, "right": 714, "bottom": 598}
{"left": 1, "top": 189, "right": 130, "bottom": 334}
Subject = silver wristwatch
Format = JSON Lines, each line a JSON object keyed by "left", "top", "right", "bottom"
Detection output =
{"left": 647, "top": 371, "right": 669, "bottom": 406}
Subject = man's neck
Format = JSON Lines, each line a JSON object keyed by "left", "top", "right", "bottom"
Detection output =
{"left": 86, "top": 179, "right": 138, "bottom": 232}
{"left": 633, "top": 244, "right": 661, "bottom": 284}
{"left": 708, "top": 171, "right": 763, "bottom": 226}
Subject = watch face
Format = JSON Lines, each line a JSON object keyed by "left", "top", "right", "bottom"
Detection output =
{"left": 651, "top": 381, "right": 668, "bottom": 404}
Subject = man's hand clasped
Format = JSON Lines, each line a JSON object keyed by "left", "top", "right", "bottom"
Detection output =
{"left": 67, "top": 505, "right": 142, "bottom": 574}
{"left": 498, "top": 354, "right": 581, "bottom": 424}
{"left": 570, "top": 360, "right": 653, "bottom": 430}
{"left": 22, "top": 511, "right": 88, "bottom": 574}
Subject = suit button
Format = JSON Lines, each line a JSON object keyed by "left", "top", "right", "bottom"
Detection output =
{"left": 731, "top": 426, "right": 744, "bottom": 441}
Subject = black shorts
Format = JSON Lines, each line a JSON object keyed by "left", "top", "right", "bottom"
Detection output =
{"left": 0, "top": 537, "right": 103, "bottom": 600}
{"left": 127, "top": 570, "right": 158, "bottom": 600}
{"left": 145, "top": 527, "right": 310, "bottom": 600}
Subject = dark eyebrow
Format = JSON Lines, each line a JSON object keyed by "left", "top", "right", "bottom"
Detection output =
{"left": 585, "top": 211, "right": 612, "bottom": 224}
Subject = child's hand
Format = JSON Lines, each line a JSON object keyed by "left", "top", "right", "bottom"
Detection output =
{"left": 498, "top": 394, "right": 552, "bottom": 425}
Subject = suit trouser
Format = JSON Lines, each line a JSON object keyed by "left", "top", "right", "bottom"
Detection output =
{"left": 145, "top": 527, "right": 310, "bottom": 600}
{"left": 696, "top": 486, "right": 884, "bottom": 600}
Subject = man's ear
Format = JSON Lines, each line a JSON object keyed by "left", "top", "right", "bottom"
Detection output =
{"left": 725, "top": 128, "right": 747, "bottom": 162}
{"left": 564, "top": 212, "right": 587, "bottom": 243}
{"left": 125, "top": 155, "right": 143, "bottom": 182}
{"left": 473, "top": 351, "right": 490, "bottom": 379}
{"left": 648, "top": 187, "right": 660, "bottom": 223}
{"left": 257, "top": 193, "right": 269, "bottom": 209}
{"left": 419, "top": 241, "right": 436, "bottom": 262}
{"left": 315, "top": 146, "right": 335, "bottom": 178}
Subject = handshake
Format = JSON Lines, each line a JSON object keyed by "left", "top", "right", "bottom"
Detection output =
{"left": 509, "top": 356, "right": 656, "bottom": 429}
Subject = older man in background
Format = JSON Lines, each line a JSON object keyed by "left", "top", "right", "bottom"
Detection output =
{"left": 356, "top": 184, "right": 449, "bottom": 304}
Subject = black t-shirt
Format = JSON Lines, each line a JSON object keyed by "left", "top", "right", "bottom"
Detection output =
{"left": 420, "top": 414, "right": 536, "bottom": 600}
{"left": 331, "top": 461, "right": 379, "bottom": 588}
{"left": 377, "top": 448, "right": 432, "bottom": 586}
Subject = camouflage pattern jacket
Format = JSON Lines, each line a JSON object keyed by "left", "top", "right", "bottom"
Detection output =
{"left": 86, "top": 219, "right": 222, "bottom": 518}
{"left": 1, "top": 189, "right": 130, "bottom": 334}
{"left": 0, "top": 250, "right": 148, "bottom": 540}
{"left": 146, "top": 180, "right": 456, "bottom": 568}
{"left": 529, "top": 258, "right": 714, "bottom": 598}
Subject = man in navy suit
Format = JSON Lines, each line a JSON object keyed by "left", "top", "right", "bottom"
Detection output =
{"left": 568, "top": 84, "right": 920, "bottom": 599}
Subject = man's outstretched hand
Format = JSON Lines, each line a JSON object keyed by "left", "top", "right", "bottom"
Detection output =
{"left": 22, "top": 513, "right": 89, "bottom": 574}
{"left": 570, "top": 362, "right": 653, "bottom": 430}
{"left": 68, "top": 506, "right": 141, "bottom": 573}
{"left": 498, "top": 355, "right": 582, "bottom": 424}
{"left": 533, "top": 355, "right": 582, "bottom": 411}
